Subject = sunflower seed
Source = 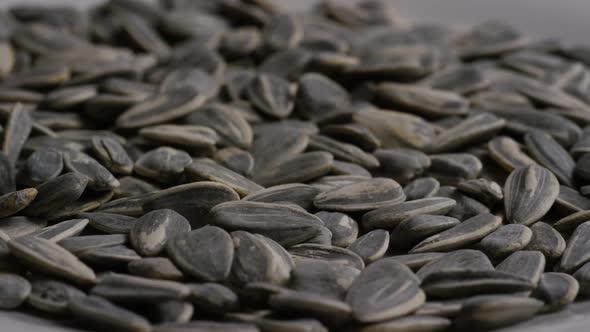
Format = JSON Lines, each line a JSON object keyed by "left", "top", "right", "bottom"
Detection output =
{"left": 59, "top": 234, "right": 128, "bottom": 255}
{"left": 314, "top": 178, "right": 405, "bottom": 212}
{"left": 308, "top": 134, "right": 379, "bottom": 169}
{"left": 532, "top": 272, "right": 579, "bottom": 312}
{"left": 314, "top": 211, "right": 358, "bottom": 247}
{"left": 0, "top": 273, "right": 30, "bottom": 309}
{"left": 91, "top": 272, "right": 190, "bottom": 303}
{"left": 347, "top": 229, "right": 390, "bottom": 264}
{"left": 211, "top": 201, "right": 323, "bottom": 247}
{"left": 134, "top": 147, "right": 192, "bottom": 183}
{"left": 290, "top": 259, "right": 359, "bottom": 300}
{"left": 391, "top": 215, "right": 460, "bottom": 250}
{"left": 296, "top": 73, "right": 350, "bottom": 122}
{"left": 555, "top": 185, "right": 590, "bottom": 212}
{"left": 0, "top": 216, "right": 46, "bottom": 238}
{"left": 559, "top": 221, "right": 590, "bottom": 272}
{"left": 362, "top": 197, "right": 456, "bottom": 231}
{"left": 289, "top": 244, "right": 365, "bottom": 270}
{"left": 130, "top": 209, "right": 191, "bottom": 257}
{"left": 496, "top": 250, "right": 546, "bottom": 286}
{"left": 488, "top": 136, "right": 536, "bottom": 172}
{"left": 428, "top": 153, "right": 482, "bottom": 185}
{"left": 8, "top": 235, "right": 96, "bottom": 284}
{"left": 346, "top": 259, "right": 424, "bottom": 323}
{"left": 80, "top": 212, "right": 137, "bottom": 234}
{"left": 453, "top": 295, "right": 543, "bottom": 330}
{"left": 166, "top": 225, "right": 234, "bottom": 282}
{"left": 3, "top": 103, "right": 32, "bottom": 166}
{"left": 421, "top": 270, "right": 535, "bottom": 298}
{"left": 27, "top": 277, "right": 85, "bottom": 313}
{"left": 374, "top": 149, "right": 430, "bottom": 184}
{"left": 524, "top": 131, "right": 575, "bottom": 186}
{"left": 269, "top": 291, "right": 352, "bottom": 328}
{"left": 91, "top": 136, "right": 134, "bottom": 175}
{"left": 504, "top": 165, "right": 559, "bottom": 225}
{"left": 185, "top": 103, "right": 253, "bottom": 149}
{"left": 69, "top": 295, "right": 152, "bottom": 332}
{"left": 0, "top": 188, "right": 37, "bottom": 218}
{"left": 243, "top": 183, "right": 320, "bottom": 210}
{"left": 253, "top": 152, "right": 333, "bottom": 187}
{"left": 127, "top": 257, "right": 184, "bottom": 281}
{"left": 18, "top": 149, "right": 63, "bottom": 187}
{"left": 478, "top": 224, "right": 532, "bottom": 259}
{"left": 31, "top": 218, "right": 89, "bottom": 242}
{"left": 185, "top": 158, "right": 263, "bottom": 197}
{"left": 403, "top": 177, "right": 440, "bottom": 200}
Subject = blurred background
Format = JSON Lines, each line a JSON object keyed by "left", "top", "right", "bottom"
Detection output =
{"left": 0, "top": 0, "right": 588, "bottom": 44}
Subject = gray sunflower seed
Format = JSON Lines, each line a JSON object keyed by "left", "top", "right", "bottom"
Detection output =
{"left": 184, "top": 103, "right": 253, "bottom": 149}
{"left": 253, "top": 151, "right": 333, "bottom": 187}
{"left": 31, "top": 218, "right": 89, "bottom": 242}
{"left": 8, "top": 235, "right": 96, "bottom": 284}
{"left": 554, "top": 210, "right": 590, "bottom": 232}
{"left": 269, "top": 291, "right": 352, "bottom": 328}
{"left": 80, "top": 212, "right": 137, "bottom": 234}
{"left": 504, "top": 165, "right": 559, "bottom": 225}
{"left": 526, "top": 222, "right": 566, "bottom": 260}
{"left": 211, "top": 201, "right": 323, "bottom": 247}
{"left": 387, "top": 253, "right": 444, "bottom": 272}
{"left": 117, "top": 87, "right": 206, "bottom": 129}
{"left": 128, "top": 257, "right": 184, "bottom": 281}
{"left": 289, "top": 244, "right": 365, "bottom": 270}
{"left": 23, "top": 172, "right": 88, "bottom": 217}
{"left": 573, "top": 261, "right": 590, "bottom": 296}
{"left": 391, "top": 215, "right": 460, "bottom": 250}
{"left": 353, "top": 107, "right": 436, "bottom": 150}
{"left": 421, "top": 270, "right": 535, "bottom": 298}
{"left": 130, "top": 209, "right": 191, "bottom": 257}
{"left": 296, "top": 73, "right": 350, "bottom": 122}
{"left": 453, "top": 295, "right": 543, "bottom": 330}
{"left": 575, "top": 153, "right": 590, "bottom": 184}
{"left": 18, "top": 149, "right": 63, "bottom": 187}
{"left": 139, "top": 124, "right": 219, "bottom": 150}
{"left": 0, "top": 273, "right": 30, "bottom": 309}
{"left": 69, "top": 295, "right": 152, "bottom": 332}
{"left": 559, "top": 221, "right": 590, "bottom": 272}
{"left": 63, "top": 150, "right": 119, "bottom": 190}
{"left": 260, "top": 48, "right": 312, "bottom": 80}
{"left": 92, "top": 272, "right": 190, "bottom": 303}
{"left": 188, "top": 282, "right": 239, "bottom": 314}
{"left": 374, "top": 149, "right": 430, "bottom": 184}
{"left": 59, "top": 234, "right": 128, "bottom": 255}
{"left": 312, "top": 175, "right": 371, "bottom": 191}
{"left": 488, "top": 135, "right": 536, "bottom": 172}
{"left": 143, "top": 182, "right": 240, "bottom": 228}
{"left": 134, "top": 147, "right": 192, "bottom": 183}
{"left": 230, "top": 231, "right": 292, "bottom": 287}
{"left": 308, "top": 134, "right": 379, "bottom": 169}
{"left": 321, "top": 124, "right": 381, "bottom": 152}
{"left": 243, "top": 183, "right": 321, "bottom": 211}
{"left": 114, "top": 176, "right": 161, "bottom": 199}
{"left": 346, "top": 259, "right": 424, "bottom": 323}
{"left": 251, "top": 126, "right": 309, "bottom": 177}
{"left": 160, "top": 68, "right": 220, "bottom": 99}
{"left": 331, "top": 160, "right": 372, "bottom": 177}
{"left": 524, "top": 131, "right": 575, "bottom": 186}
{"left": 27, "top": 278, "right": 85, "bottom": 313}
{"left": 555, "top": 185, "right": 590, "bottom": 212}
{"left": 290, "top": 259, "right": 359, "bottom": 300}
{"left": 497, "top": 250, "right": 546, "bottom": 287}
{"left": 246, "top": 73, "right": 294, "bottom": 119}
{"left": 306, "top": 226, "right": 333, "bottom": 245}
{"left": 263, "top": 14, "right": 303, "bottom": 52}
{"left": 0, "top": 188, "right": 37, "bottom": 218}
{"left": 243, "top": 317, "right": 328, "bottom": 332}
{"left": 220, "top": 27, "right": 261, "bottom": 59}
{"left": 410, "top": 213, "right": 501, "bottom": 253}
{"left": 3, "top": 103, "right": 32, "bottom": 165}
{"left": 375, "top": 82, "right": 469, "bottom": 118}
{"left": 428, "top": 113, "right": 505, "bottom": 153}
{"left": 457, "top": 178, "right": 503, "bottom": 205}
{"left": 151, "top": 301, "right": 193, "bottom": 324}
{"left": 1, "top": 64, "right": 69, "bottom": 88}
{"left": 166, "top": 225, "right": 234, "bottom": 282}
{"left": 0, "top": 216, "right": 46, "bottom": 238}
{"left": 79, "top": 244, "right": 141, "bottom": 267}
{"left": 428, "top": 153, "right": 482, "bottom": 185}
{"left": 362, "top": 197, "right": 456, "bottom": 231}
{"left": 532, "top": 272, "right": 579, "bottom": 312}
{"left": 416, "top": 249, "right": 494, "bottom": 281}
{"left": 424, "top": 65, "right": 489, "bottom": 94}
{"left": 403, "top": 177, "right": 440, "bottom": 200}
{"left": 91, "top": 136, "right": 134, "bottom": 175}
{"left": 314, "top": 178, "right": 405, "bottom": 212}
{"left": 44, "top": 85, "right": 97, "bottom": 109}
{"left": 315, "top": 211, "right": 358, "bottom": 247}
{"left": 213, "top": 147, "right": 254, "bottom": 177}
{"left": 347, "top": 229, "right": 390, "bottom": 264}
{"left": 185, "top": 158, "right": 263, "bottom": 197}
{"left": 478, "top": 224, "right": 532, "bottom": 259}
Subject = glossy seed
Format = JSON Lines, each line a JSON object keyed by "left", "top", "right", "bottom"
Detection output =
{"left": 403, "top": 177, "right": 440, "bottom": 200}
{"left": 524, "top": 131, "right": 575, "bottom": 186}
{"left": 253, "top": 151, "right": 333, "bottom": 187}
{"left": 479, "top": 224, "right": 532, "bottom": 258}
{"left": 362, "top": 197, "right": 456, "bottom": 231}
{"left": 497, "top": 250, "right": 546, "bottom": 286}
{"left": 347, "top": 229, "right": 390, "bottom": 264}
{"left": 185, "top": 158, "right": 263, "bottom": 197}
{"left": 526, "top": 222, "right": 566, "bottom": 260}
{"left": 559, "top": 221, "right": 590, "bottom": 273}
{"left": 532, "top": 272, "right": 579, "bottom": 312}
{"left": 315, "top": 211, "right": 359, "bottom": 247}
{"left": 91, "top": 272, "right": 190, "bottom": 303}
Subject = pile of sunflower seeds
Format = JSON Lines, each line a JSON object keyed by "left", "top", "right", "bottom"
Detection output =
{"left": 2, "top": 0, "right": 590, "bottom": 331}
